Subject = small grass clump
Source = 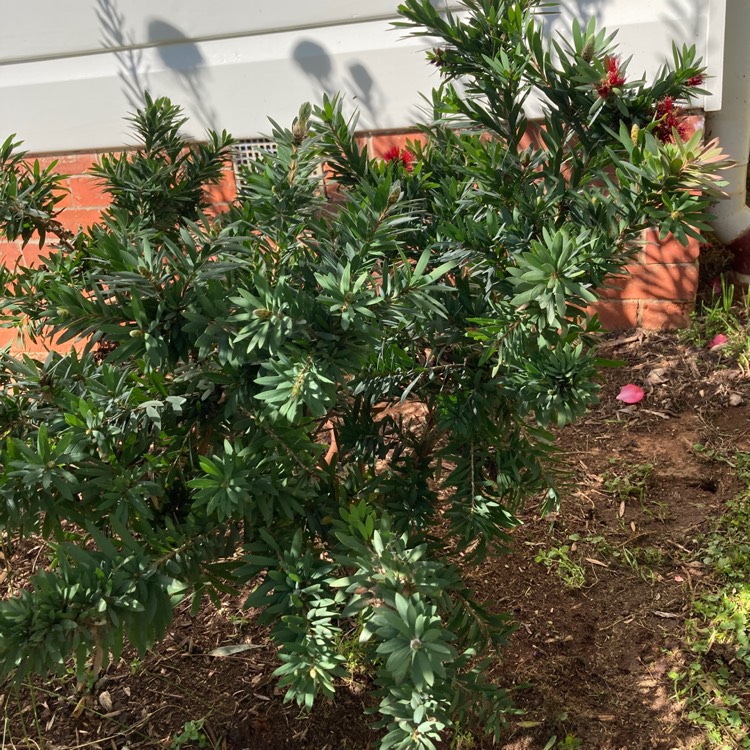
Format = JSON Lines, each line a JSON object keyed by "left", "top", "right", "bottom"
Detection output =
{"left": 535, "top": 545, "right": 586, "bottom": 589}
{"left": 684, "top": 278, "right": 750, "bottom": 371}
{"left": 669, "top": 463, "right": 750, "bottom": 748}
{"left": 602, "top": 460, "right": 654, "bottom": 503}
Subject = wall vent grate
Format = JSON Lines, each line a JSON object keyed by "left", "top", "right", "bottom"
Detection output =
{"left": 232, "top": 138, "right": 278, "bottom": 189}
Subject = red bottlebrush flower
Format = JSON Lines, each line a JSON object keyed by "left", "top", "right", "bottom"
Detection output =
{"left": 687, "top": 73, "right": 705, "bottom": 87}
{"left": 655, "top": 96, "right": 675, "bottom": 116}
{"left": 655, "top": 96, "right": 676, "bottom": 123}
{"left": 383, "top": 146, "right": 415, "bottom": 172}
{"left": 382, "top": 146, "right": 400, "bottom": 162}
{"left": 606, "top": 56, "right": 626, "bottom": 84}
{"left": 399, "top": 149, "right": 415, "bottom": 170}
{"left": 653, "top": 96, "right": 688, "bottom": 142}
{"left": 596, "top": 55, "right": 626, "bottom": 98}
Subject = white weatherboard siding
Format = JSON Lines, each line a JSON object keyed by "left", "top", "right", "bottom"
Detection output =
{"left": 0, "top": 1, "right": 725, "bottom": 154}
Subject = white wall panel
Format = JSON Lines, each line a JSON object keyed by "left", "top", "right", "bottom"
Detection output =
{"left": 0, "top": 1, "right": 725, "bottom": 154}
{"left": 0, "top": 1, "right": 462, "bottom": 63}
{"left": 0, "top": 20, "right": 442, "bottom": 153}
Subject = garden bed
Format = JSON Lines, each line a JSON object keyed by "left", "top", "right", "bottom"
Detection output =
{"left": 2, "top": 329, "right": 748, "bottom": 749}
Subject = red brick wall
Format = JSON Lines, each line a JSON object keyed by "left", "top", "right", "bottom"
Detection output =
{"left": 593, "top": 229, "right": 698, "bottom": 330}
{"left": 0, "top": 154, "right": 237, "bottom": 355}
{"left": 0, "top": 134, "right": 700, "bottom": 354}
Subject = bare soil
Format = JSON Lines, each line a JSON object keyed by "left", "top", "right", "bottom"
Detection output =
{"left": 1, "top": 331, "right": 748, "bottom": 750}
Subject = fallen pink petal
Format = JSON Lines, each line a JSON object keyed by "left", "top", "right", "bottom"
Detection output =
{"left": 616, "top": 384, "right": 644, "bottom": 404}
{"left": 709, "top": 333, "right": 729, "bottom": 350}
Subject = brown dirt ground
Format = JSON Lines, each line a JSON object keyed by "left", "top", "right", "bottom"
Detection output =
{"left": 1, "top": 330, "right": 748, "bottom": 750}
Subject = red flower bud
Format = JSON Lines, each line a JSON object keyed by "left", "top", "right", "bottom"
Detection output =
{"left": 596, "top": 56, "right": 626, "bottom": 98}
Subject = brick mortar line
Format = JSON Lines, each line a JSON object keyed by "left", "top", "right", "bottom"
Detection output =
{"left": 626, "top": 261, "right": 698, "bottom": 267}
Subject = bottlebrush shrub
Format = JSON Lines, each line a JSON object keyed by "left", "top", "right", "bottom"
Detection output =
{"left": 0, "top": 2, "right": 729, "bottom": 748}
